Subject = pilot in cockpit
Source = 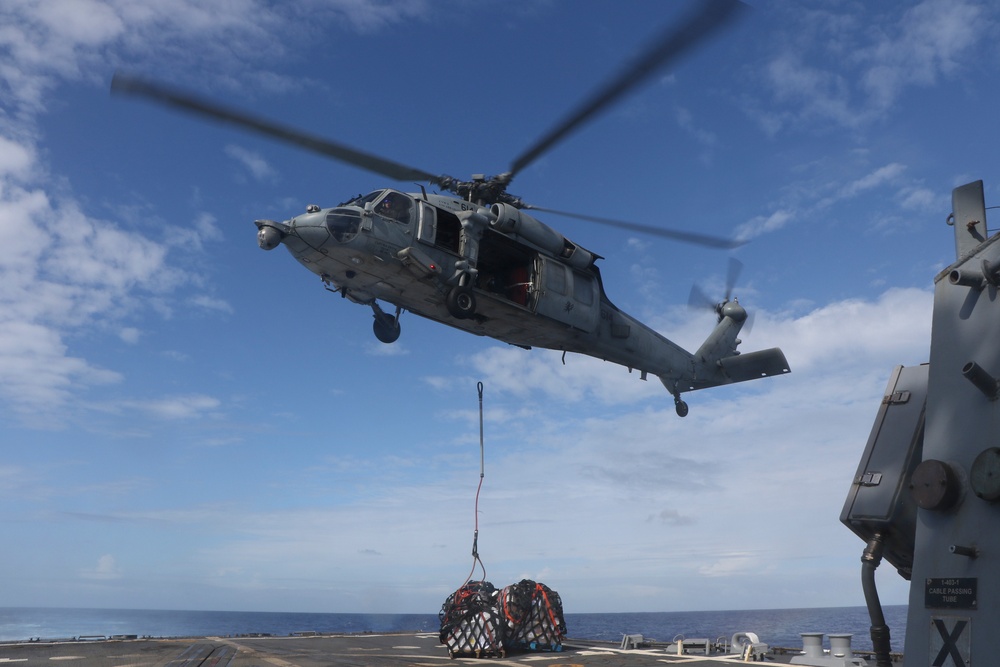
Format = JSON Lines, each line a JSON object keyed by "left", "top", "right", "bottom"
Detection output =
{"left": 378, "top": 193, "right": 412, "bottom": 223}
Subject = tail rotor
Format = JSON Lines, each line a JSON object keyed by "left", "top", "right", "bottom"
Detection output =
{"left": 689, "top": 257, "right": 746, "bottom": 323}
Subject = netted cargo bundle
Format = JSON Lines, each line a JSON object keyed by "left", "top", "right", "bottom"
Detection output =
{"left": 440, "top": 579, "right": 566, "bottom": 657}
{"left": 498, "top": 580, "right": 532, "bottom": 640}
{"left": 439, "top": 580, "right": 506, "bottom": 658}
{"left": 506, "top": 580, "right": 567, "bottom": 652}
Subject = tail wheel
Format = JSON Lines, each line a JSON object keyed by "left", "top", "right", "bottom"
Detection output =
{"left": 674, "top": 396, "right": 689, "bottom": 418}
{"left": 446, "top": 286, "right": 476, "bottom": 319}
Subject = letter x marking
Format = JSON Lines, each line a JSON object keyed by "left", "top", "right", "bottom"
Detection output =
{"left": 932, "top": 618, "right": 967, "bottom": 666}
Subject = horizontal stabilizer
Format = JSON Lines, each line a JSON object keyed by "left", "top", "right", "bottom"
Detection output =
{"left": 719, "top": 347, "right": 790, "bottom": 384}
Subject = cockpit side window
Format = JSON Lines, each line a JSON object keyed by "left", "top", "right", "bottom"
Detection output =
{"left": 375, "top": 192, "right": 413, "bottom": 224}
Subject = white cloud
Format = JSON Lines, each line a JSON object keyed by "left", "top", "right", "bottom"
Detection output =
{"left": 0, "top": 320, "right": 122, "bottom": 423}
{"left": 737, "top": 163, "right": 923, "bottom": 242}
{"left": 754, "top": 0, "right": 988, "bottom": 132}
{"left": 81, "top": 554, "right": 122, "bottom": 581}
{"left": 124, "top": 394, "right": 222, "bottom": 420}
{"left": 367, "top": 341, "right": 410, "bottom": 356}
{"left": 32, "top": 0, "right": 125, "bottom": 50}
{"left": 837, "top": 163, "right": 906, "bottom": 199}
{"left": 463, "top": 345, "right": 662, "bottom": 407}
{"left": 697, "top": 552, "right": 765, "bottom": 578}
{"left": 897, "top": 186, "right": 939, "bottom": 212}
{"left": 736, "top": 209, "right": 795, "bottom": 241}
{"left": 225, "top": 144, "right": 278, "bottom": 183}
{"left": 861, "top": 0, "right": 985, "bottom": 111}
{"left": 762, "top": 51, "right": 856, "bottom": 129}
{"left": 169, "top": 212, "right": 224, "bottom": 252}
{"left": 0, "top": 464, "right": 34, "bottom": 497}
{"left": 0, "top": 0, "right": 433, "bottom": 428}
{"left": 0, "top": 136, "right": 35, "bottom": 178}
{"left": 0, "top": 185, "right": 177, "bottom": 421}
{"left": 119, "top": 327, "right": 141, "bottom": 344}
{"left": 1, "top": 0, "right": 125, "bottom": 111}
{"left": 42, "top": 204, "right": 168, "bottom": 293}
{"left": 674, "top": 104, "right": 717, "bottom": 165}
{"left": 190, "top": 295, "right": 234, "bottom": 314}
{"left": 769, "top": 287, "right": 932, "bottom": 370}
{"left": 294, "top": 0, "right": 431, "bottom": 33}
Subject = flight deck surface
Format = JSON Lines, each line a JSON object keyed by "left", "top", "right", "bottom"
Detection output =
{"left": 0, "top": 633, "right": 816, "bottom": 667}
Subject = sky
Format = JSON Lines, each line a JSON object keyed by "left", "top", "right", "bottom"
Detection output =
{"left": 1, "top": 0, "right": 998, "bottom": 618}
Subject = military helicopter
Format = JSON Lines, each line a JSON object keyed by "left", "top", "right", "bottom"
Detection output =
{"left": 111, "top": 0, "right": 788, "bottom": 417}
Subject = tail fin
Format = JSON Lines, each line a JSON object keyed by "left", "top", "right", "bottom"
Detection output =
{"left": 659, "top": 298, "right": 789, "bottom": 415}
{"left": 688, "top": 298, "right": 789, "bottom": 389}
{"left": 693, "top": 299, "right": 747, "bottom": 364}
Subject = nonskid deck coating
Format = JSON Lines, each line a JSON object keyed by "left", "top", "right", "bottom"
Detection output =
{"left": 0, "top": 632, "right": 815, "bottom": 666}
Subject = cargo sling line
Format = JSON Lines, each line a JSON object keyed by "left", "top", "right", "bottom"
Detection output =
{"left": 464, "top": 381, "right": 487, "bottom": 586}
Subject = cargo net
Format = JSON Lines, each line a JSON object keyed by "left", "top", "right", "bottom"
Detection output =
{"left": 439, "top": 581, "right": 505, "bottom": 658}
{"left": 439, "top": 579, "right": 566, "bottom": 658}
{"left": 502, "top": 580, "right": 567, "bottom": 652}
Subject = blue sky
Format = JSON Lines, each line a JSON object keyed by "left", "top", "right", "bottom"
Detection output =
{"left": 1, "top": 0, "right": 997, "bottom": 617}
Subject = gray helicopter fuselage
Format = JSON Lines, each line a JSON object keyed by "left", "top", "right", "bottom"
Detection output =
{"left": 257, "top": 189, "right": 788, "bottom": 398}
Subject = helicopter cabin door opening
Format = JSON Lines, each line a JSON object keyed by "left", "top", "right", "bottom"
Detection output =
{"left": 474, "top": 229, "right": 537, "bottom": 310}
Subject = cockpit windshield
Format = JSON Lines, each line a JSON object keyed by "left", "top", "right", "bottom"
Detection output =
{"left": 326, "top": 208, "right": 361, "bottom": 242}
{"left": 342, "top": 190, "right": 413, "bottom": 224}
{"left": 345, "top": 190, "right": 384, "bottom": 208}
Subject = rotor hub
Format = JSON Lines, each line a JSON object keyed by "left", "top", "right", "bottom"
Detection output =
{"left": 720, "top": 299, "right": 747, "bottom": 322}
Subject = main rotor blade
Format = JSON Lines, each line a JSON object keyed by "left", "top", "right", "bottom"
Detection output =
{"left": 523, "top": 205, "right": 744, "bottom": 249}
{"left": 507, "top": 0, "right": 746, "bottom": 179}
{"left": 111, "top": 73, "right": 446, "bottom": 186}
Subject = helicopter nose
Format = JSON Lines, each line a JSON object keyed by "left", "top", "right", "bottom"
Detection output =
{"left": 280, "top": 208, "right": 333, "bottom": 249}
{"left": 254, "top": 218, "right": 294, "bottom": 250}
{"left": 257, "top": 225, "right": 282, "bottom": 250}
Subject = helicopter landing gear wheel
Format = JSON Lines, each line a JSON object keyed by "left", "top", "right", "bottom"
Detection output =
{"left": 371, "top": 302, "right": 401, "bottom": 344}
{"left": 674, "top": 395, "right": 689, "bottom": 418}
{"left": 373, "top": 316, "right": 400, "bottom": 344}
{"left": 446, "top": 286, "right": 476, "bottom": 319}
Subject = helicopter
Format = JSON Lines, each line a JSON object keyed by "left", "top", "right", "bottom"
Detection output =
{"left": 111, "top": 0, "right": 789, "bottom": 417}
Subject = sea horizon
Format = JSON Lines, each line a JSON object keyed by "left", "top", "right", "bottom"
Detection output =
{"left": 0, "top": 605, "right": 909, "bottom": 652}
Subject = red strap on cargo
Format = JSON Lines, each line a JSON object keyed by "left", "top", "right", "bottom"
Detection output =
{"left": 538, "top": 584, "right": 560, "bottom": 632}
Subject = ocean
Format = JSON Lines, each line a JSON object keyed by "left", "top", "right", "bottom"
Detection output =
{"left": 0, "top": 606, "right": 908, "bottom": 652}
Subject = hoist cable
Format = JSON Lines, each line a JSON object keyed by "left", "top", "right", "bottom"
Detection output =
{"left": 463, "top": 382, "right": 487, "bottom": 586}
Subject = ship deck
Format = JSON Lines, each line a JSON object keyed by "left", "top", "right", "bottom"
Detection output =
{"left": 0, "top": 632, "right": 898, "bottom": 666}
